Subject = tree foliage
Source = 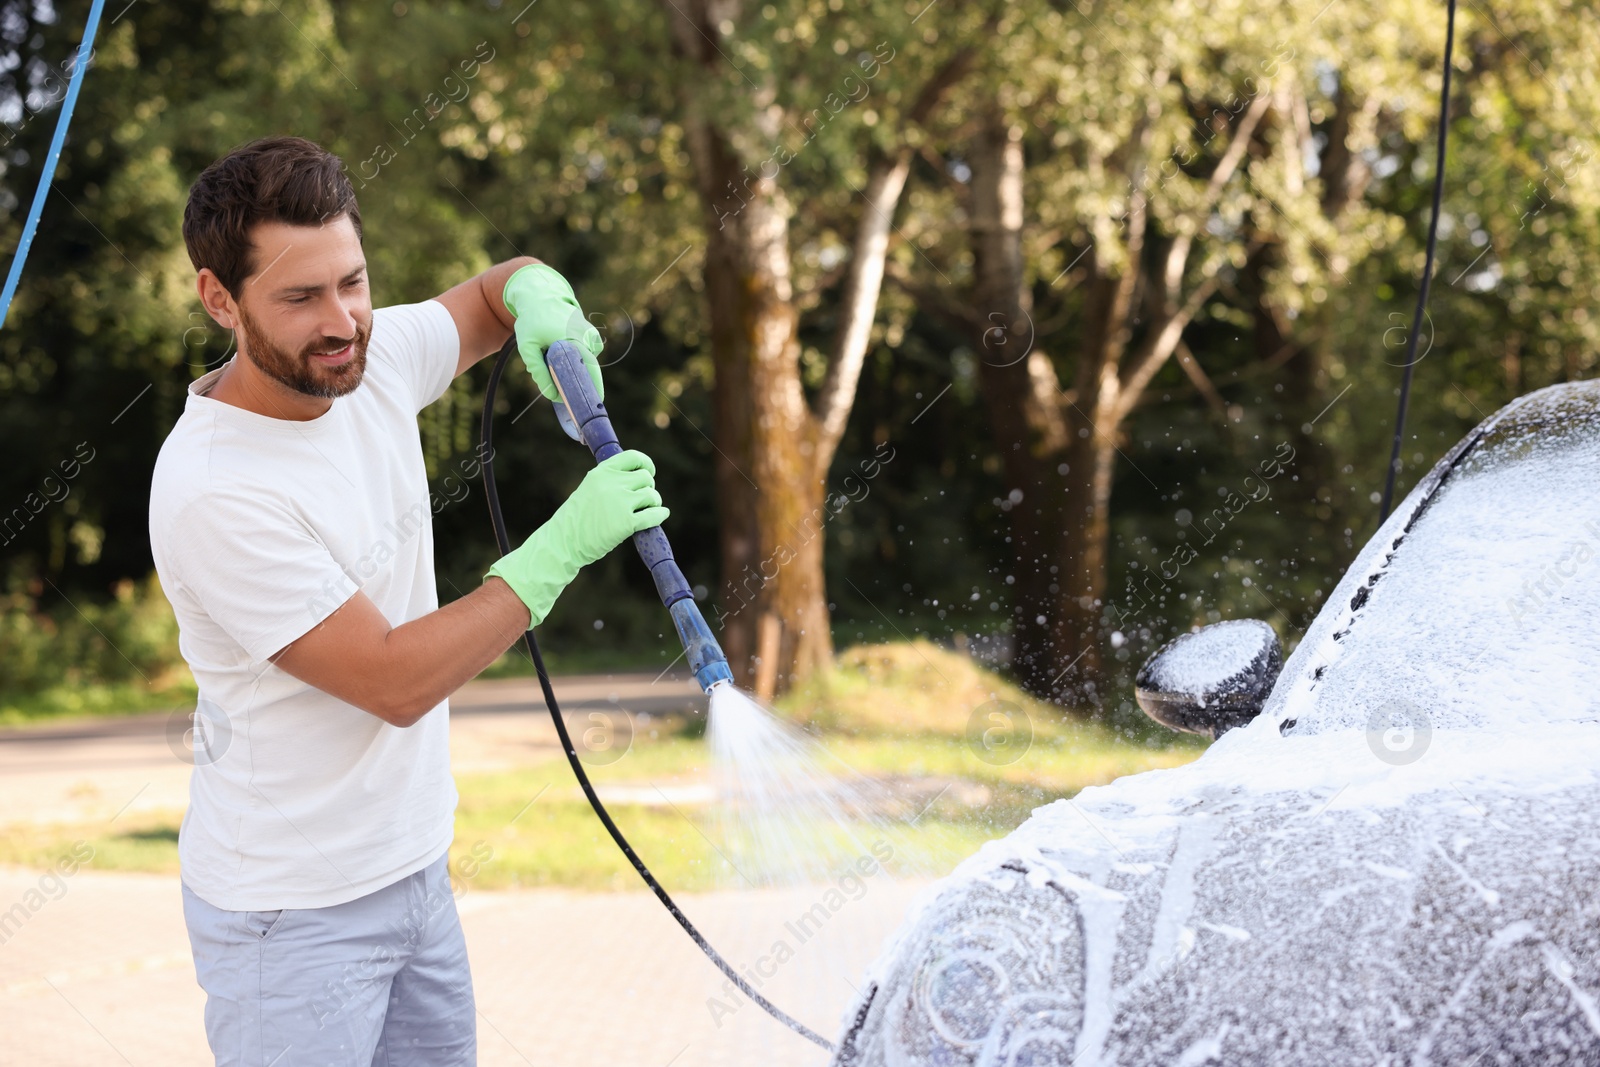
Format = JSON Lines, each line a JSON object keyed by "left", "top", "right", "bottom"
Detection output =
{"left": 1, "top": 0, "right": 1597, "bottom": 721}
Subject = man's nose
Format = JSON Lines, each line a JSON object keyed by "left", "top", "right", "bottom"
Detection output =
{"left": 318, "top": 292, "right": 359, "bottom": 338}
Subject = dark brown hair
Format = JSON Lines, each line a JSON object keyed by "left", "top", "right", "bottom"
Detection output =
{"left": 182, "top": 136, "right": 362, "bottom": 296}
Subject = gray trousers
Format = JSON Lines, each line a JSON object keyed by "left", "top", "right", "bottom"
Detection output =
{"left": 181, "top": 850, "right": 476, "bottom": 1066}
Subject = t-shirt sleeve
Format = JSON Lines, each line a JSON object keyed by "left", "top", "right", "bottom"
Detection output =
{"left": 368, "top": 301, "right": 460, "bottom": 414}
{"left": 167, "top": 490, "right": 361, "bottom": 664}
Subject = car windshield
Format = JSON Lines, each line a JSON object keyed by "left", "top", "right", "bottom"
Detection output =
{"left": 1270, "top": 382, "right": 1600, "bottom": 735}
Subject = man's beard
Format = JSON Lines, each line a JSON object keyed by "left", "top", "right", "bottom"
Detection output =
{"left": 237, "top": 307, "right": 371, "bottom": 400}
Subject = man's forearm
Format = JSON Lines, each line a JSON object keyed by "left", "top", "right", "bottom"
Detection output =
{"left": 378, "top": 578, "right": 530, "bottom": 725}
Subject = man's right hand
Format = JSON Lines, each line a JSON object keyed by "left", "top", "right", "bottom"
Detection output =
{"left": 486, "top": 450, "right": 669, "bottom": 628}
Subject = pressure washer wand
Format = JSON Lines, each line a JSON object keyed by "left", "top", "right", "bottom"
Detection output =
{"left": 479, "top": 337, "right": 832, "bottom": 1052}
{"left": 543, "top": 339, "right": 735, "bottom": 693}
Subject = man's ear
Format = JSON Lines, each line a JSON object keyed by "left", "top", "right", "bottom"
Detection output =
{"left": 196, "top": 268, "right": 240, "bottom": 330}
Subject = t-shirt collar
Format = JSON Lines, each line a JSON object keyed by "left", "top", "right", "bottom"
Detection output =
{"left": 187, "top": 356, "right": 347, "bottom": 435}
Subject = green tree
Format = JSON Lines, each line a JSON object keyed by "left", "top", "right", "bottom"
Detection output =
{"left": 890, "top": 0, "right": 1465, "bottom": 707}
{"left": 461, "top": 0, "right": 985, "bottom": 696}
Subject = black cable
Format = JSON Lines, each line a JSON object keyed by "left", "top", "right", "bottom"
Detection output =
{"left": 1379, "top": 0, "right": 1457, "bottom": 522}
{"left": 479, "top": 338, "right": 834, "bottom": 1053}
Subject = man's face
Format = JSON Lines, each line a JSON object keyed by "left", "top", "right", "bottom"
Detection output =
{"left": 233, "top": 216, "right": 372, "bottom": 399}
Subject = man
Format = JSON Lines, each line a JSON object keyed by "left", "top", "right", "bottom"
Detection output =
{"left": 148, "top": 135, "right": 667, "bottom": 1065}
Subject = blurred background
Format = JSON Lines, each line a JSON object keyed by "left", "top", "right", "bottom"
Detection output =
{"left": 0, "top": 0, "right": 1596, "bottom": 1060}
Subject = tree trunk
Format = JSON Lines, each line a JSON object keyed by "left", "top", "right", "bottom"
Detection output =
{"left": 696, "top": 136, "right": 761, "bottom": 683}
{"left": 661, "top": 1, "right": 965, "bottom": 696}
{"left": 972, "top": 360, "right": 1058, "bottom": 695}
{"left": 1052, "top": 420, "right": 1115, "bottom": 702}
{"left": 676, "top": 65, "right": 765, "bottom": 685}
{"left": 741, "top": 179, "right": 834, "bottom": 698}
{"left": 660, "top": 0, "right": 855, "bottom": 696}
{"left": 687, "top": 144, "right": 833, "bottom": 694}
{"left": 968, "top": 113, "right": 1082, "bottom": 699}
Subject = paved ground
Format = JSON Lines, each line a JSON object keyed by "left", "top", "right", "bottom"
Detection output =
{"left": 0, "top": 866, "right": 923, "bottom": 1066}
{"left": 0, "top": 675, "right": 927, "bottom": 1065}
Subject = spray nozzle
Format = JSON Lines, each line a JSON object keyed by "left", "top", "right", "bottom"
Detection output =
{"left": 669, "top": 598, "right": 735, "bottom": 691}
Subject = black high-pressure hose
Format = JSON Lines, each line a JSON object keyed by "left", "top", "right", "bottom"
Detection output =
{"left": 478, "top": 336, "right": 834, "bottom": 1053}
{"left": 1379, "top": 0, "right": 1457, "bottom": 521}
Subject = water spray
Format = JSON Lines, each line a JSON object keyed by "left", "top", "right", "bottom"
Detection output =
{"left": 479, "top": 336, "right": 833, "bottom": 1052}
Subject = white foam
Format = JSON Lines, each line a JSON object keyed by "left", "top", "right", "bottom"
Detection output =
{"left": 1142, "top": 619, "right": 1272, "bottom": 696}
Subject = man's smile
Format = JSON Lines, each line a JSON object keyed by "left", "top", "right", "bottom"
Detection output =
{"left": 309, "top": 341, "right": 355, "bottom": 367}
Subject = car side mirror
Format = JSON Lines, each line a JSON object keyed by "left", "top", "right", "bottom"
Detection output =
{"left": 1134, "top": 619, "right": 1283, "bottom": 738}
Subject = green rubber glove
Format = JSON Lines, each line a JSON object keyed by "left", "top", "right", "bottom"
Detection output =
{"left": 502, "top": 263, "right": 605, "bottom": 402}
{"left": 487, "top": 450, "right": 668, "bottom": 628}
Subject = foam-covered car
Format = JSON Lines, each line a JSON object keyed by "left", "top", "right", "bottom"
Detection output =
{"left": 833, "top": 380, "right": 1600, "bottom": 1066}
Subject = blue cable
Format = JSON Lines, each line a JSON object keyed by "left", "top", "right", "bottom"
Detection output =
{"left": 0, "top": 0, "right": 107, "bottom": 329}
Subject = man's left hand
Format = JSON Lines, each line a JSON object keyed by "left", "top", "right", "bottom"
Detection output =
{"left": 502, "top": 263, "right": 605, "bottom": 401}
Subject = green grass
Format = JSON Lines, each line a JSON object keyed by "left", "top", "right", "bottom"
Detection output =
{"left": 0, "top": 641, "right": 1206, "bottom": 888}
{"left": 0, "top": 732, "right": 1199, "bottom": 892}
{"left": 0, "top": 818, "right": 182, "bottom": 875}
{"left": 0, "top": 678, "right": 199, "bottom": 726}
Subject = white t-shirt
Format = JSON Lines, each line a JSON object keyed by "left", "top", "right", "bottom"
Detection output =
{"left": 149, "top": 300, "right": 462, "bottom": 911}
